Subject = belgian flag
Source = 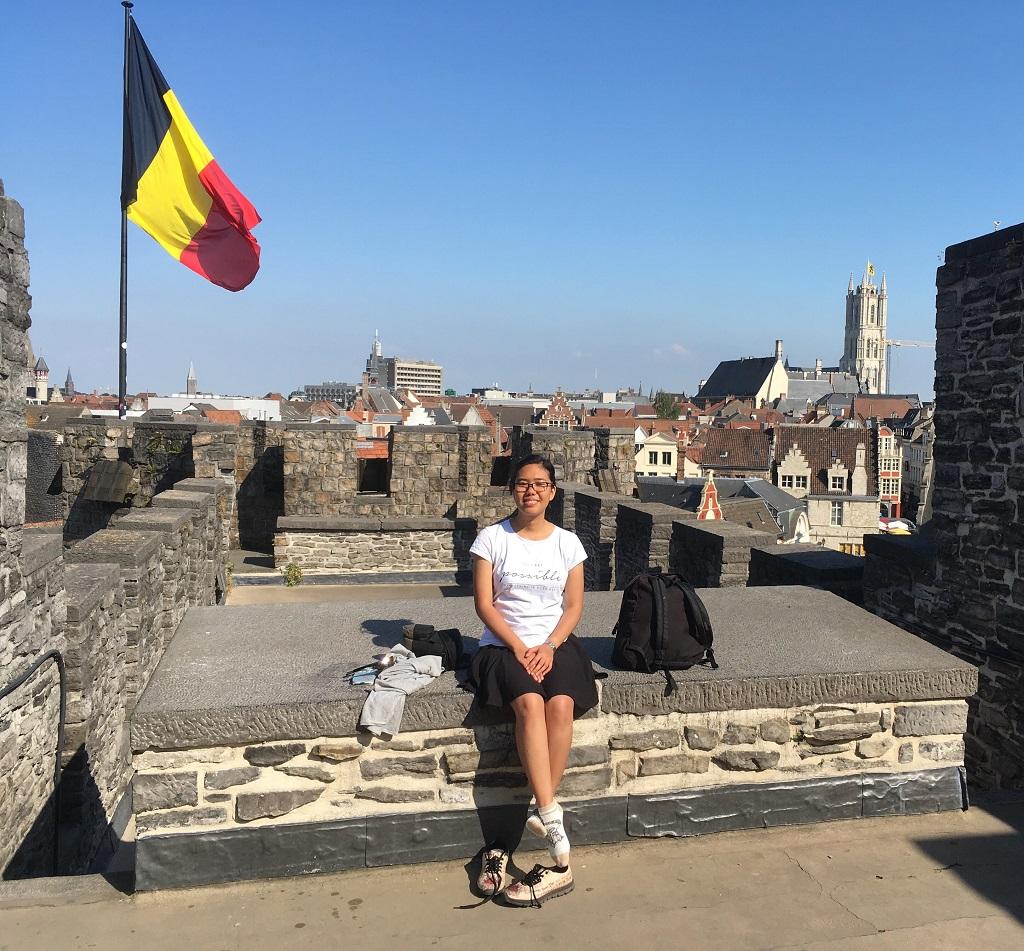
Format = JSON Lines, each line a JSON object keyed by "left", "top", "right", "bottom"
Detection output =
{"left": 121, "top": 17, "right": 260, "bottom": 291}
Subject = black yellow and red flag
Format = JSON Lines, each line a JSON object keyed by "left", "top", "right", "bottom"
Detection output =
{"left": 121, "top": 17, "right": 260, "bottom": 291}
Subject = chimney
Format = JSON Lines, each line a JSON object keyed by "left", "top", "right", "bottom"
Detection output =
{"left": 814, "top": 358, "right": 822, "bottom": 378}
{"left": 775, "top": 339, "right": 784, "bottom": 361}
{"left": 852, "top": 443, "right": 868, "bottom": 495}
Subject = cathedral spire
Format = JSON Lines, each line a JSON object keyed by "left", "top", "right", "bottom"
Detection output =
{"left": 848, "top": 272, "right": 854, "bottom": 293}
{"left": 880, "top": 271, "right": 887, "bottom": 295}
{"left": 186, "top": 361, "right": 197, "bottom": 396}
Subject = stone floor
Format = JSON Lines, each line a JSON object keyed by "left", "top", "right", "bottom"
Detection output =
{"left": 2, "top": 794, "right": 1022, "bottom": 950}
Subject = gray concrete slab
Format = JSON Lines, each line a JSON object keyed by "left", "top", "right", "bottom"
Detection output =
{"left": 2, "top": 800, "right": 1023, "bottom": 951}
{"left": 133, "top": 586, "right": 977, "bottom": 750}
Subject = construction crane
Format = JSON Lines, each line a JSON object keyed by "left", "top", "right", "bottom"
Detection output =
{"left": 885, "top": 339, "right": 934, "bottom": 389}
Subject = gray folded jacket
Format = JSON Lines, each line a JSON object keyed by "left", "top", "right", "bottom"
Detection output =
{"left": 358, "top": 644, "right": 443, "bottom": 737}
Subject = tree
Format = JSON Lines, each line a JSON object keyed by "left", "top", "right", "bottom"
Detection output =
{"left": 653, "top": 391, "right": 679, "bottom": 419}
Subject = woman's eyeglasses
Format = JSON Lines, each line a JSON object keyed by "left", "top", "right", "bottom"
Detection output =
{"left": 513, "top": 480, "right": 554, "bottom": 491}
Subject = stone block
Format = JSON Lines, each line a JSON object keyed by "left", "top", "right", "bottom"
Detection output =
{"left": 360, "top": 755, "right": 438, "bottom": 780}
{"left": 683, "top": 726, "right": 721, "bottom": 751}
{"left": 558, "top": 766, "right": 614, "bottom": 797}
{"left": 136, "top": 806, "right": 226, "bottom": 834}
{"left": 235, "top": 788, "right": 323, "bottom": 822}
{"left": 919, "top": 739, "right": 965, "bottom": 762}
{"left": 803, "top": 724, "right": 878, "bottom": 745}
{"left": 899, "top": 742, "right": 914, "bottom": 763}
{"left": 759, "top": 718, "right": 791, "bottom": 744}
{"left": 275, "top": 764, "right": 336, "bottom": 783}
{"left": 892, "top": 703, "right": 968, "bottom": 737}
{"left": 355, "top": 786, "right": 435, "bottom": 803}
{"left": 134, "top": 772, "right": 198, "bottom": 812}
{"left": 205, "top": 766, "right": 261, "bottom": 790}
{"left": 722, "top": 724, "right": 758, "bottom": 745}
{"left": 608, "top": 729, "right": 679, "bottom": 752}
{"left": 713, "top": 750, "right": 780, "bottom": 771}
{"left": 639, "top": 753, "right": 710, "bottom": 776}
{"left": 856, "top": 738, "right": 893, "bottom": 759}
{"left": 309, "top": 737, "right": 366, "bottom": 761}
{"left": 243, "top": 743, "right": 307, "bottom": 766}
{"left": 567, "top": 745, "right": 610, "bottom": 768}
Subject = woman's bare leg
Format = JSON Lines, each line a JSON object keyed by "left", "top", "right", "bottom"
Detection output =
{"left": 545, "top": 695, "right": 575, "bottom": 794}
{"left": 512, "top": 693, "right": 554, "bottom": 806}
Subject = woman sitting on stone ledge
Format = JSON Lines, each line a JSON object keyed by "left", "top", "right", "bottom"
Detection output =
{"left": 469, "top": 453, "right": 598, "bottom": 907}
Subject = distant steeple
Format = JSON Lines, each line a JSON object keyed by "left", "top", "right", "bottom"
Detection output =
{"left": 64, "top": 367, "right": 75, "bottom": 398}
{"left": 880, "top": 272, "right": 887, "bottom": 295}
{"left": 848, "top": 272, "right": 854, "bottom": 293}
{"left": 186, "top": 361, "right": 197, "bottom": 396}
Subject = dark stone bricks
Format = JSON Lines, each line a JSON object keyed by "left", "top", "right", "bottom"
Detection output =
{"left": 608, "top": 729, "right": 679, "bottom": 752}
{"left": 235, "top": 788, "right": 323, "bottom": 822}
{"left": 360, "top": 755, "right": 438, "bottom": 780}
{"left": 354, "top": 786, "right": 435, "bottom": 803}
{"left": 893, "top": 703, "right": 968, "bottom": 737}
{"left": 205, "top": 767, "right": 261, "bottom": 790}
{"left": 684, "top": 726, "right": 721, "bottom": 751}
{"left": 714, "top": 750, "right": 781, "bottom": 771}
{"left": 136, "top": 806, "right": 226, "bottom": 834}
{"left": 134, "top": 773, "right": 198, "bottom": 811}
{"left": 243, "top": 743, "right": 307, "bottom": 767}
{"left": 639, "top": 753, "right": 709, "bottom": 776}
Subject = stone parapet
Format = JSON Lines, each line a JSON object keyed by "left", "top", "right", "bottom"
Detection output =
{"left": 152, "top": 486, "right": 226, "bottom": 605}
{"left": 670, "top": 520, "right": 778, "bottom": 588}
{"left": 614, "top": 501, "right": 682, "bottom": 587}
{"left": 274, "top": 517, "right": 475, "bottom": 575}
{"left": 574, "top": 487, "right": 631, "bottom": 590}
{"left": 60, "top": 562, "right": 129, "bottom": 873}
{"left": 65, "top": 529, "right": 164, "bottom": 704}
{"left": 749, "top": 543, "right": 865, "bottom": 603}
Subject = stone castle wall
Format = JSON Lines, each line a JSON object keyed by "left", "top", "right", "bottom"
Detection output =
{"left": 0, "top": 181, "right": 67, "bottom": 878}
{"left": 863, "top": 223, "right": 1024, "bottom": 789}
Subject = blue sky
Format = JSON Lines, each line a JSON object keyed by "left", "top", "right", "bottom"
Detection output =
{"left": 4, "top": 1, "right": 1019, "bottom": 398}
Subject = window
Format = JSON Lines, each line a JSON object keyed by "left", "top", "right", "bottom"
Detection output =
{"left": 830, "top": 501, "right": 843, "bottom": 526}
{"left": 661, "top": 452, "right": 672, "bottom": 465}
{"left": 781, "top": 475, "right": 795, "bottom": 489}
{"left": 881, "top": 477, "right": 899, "bottom": 496}
{"left": 830, "top": 475, "right": 845, "bottom": 491}
{"left": 795, "top": 475, "right": 808, "bottom": 490}
{"left": 648, "top": 451, "right": 657, "bottom": 464}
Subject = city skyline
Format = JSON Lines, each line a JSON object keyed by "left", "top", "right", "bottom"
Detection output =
{"left": 6, "top": 1, "right": 1016, "bottom": 397}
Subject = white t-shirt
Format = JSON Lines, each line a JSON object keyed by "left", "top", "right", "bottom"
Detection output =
{"left": 470, "top": 519, "right": 588, "bottom": 649}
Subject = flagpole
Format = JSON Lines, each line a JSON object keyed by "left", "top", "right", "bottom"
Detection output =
{"left": 118, "top": 0, "right": 133, "bottom": 419}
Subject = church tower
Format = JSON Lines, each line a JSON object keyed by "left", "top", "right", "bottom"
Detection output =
{"left": 840, "top": 264, "right": 887, "bottom": 394}
{"left": 186, "top": 361, "right": 198, "bottom": 396}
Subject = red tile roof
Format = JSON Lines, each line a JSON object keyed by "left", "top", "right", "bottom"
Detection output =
{"left": 700, "top": 428, "right": 772, "bottom": 472}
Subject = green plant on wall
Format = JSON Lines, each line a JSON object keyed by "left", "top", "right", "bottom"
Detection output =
{"left": 282, "top": 563, "right": 303, "bottom": 587}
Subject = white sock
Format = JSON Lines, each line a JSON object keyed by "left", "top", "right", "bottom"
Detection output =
{"left": 539, "top": 802, "right": 570, "bottom": 863}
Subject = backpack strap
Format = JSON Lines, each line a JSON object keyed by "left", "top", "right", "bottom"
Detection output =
{"left": 651, "top": 573, "right": 668, "bottom": 668}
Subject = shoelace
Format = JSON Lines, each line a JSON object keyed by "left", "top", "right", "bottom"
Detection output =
{"left": 521, "top": 864, "right": 548, "bottom": 909}
{"left": 482, "top": 851, "right": 507, "bottom": 895}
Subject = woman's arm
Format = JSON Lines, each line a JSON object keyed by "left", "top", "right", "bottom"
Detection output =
{"left": 472, "top": 555, "right": 540, "bottom": 679}
{"left": 523, "top": 562, "right": 584, "bottom": 680}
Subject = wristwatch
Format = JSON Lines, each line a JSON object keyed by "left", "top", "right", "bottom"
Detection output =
{"left": 544, "top": 639, "right": 558, "bottom": 651}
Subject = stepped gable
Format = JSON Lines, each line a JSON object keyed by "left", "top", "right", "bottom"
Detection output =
{"left": 773, "top": 424, "right": 878, "bottom": 495}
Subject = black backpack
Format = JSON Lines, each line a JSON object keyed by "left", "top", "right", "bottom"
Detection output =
{"left": 611, "top": 570, "right": 717, "bottom": 695}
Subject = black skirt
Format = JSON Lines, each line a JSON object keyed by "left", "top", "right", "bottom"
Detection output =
{"left": 469, "top": 634, "right": 599, "bottom": 715}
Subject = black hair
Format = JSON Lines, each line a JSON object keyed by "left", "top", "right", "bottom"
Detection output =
{"left": 510, "top": 453, "right": 556, "bottom": 487}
